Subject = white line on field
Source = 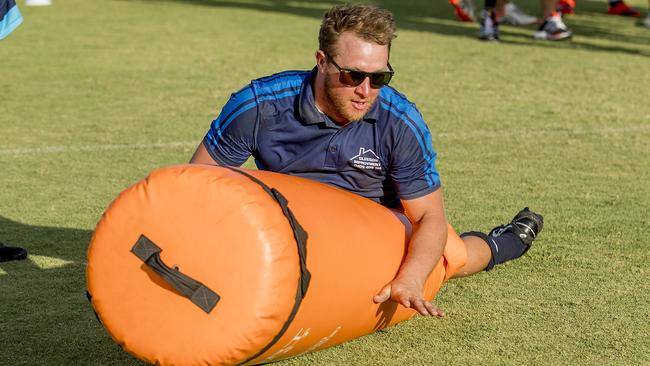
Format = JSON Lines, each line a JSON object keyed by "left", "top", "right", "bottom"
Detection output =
{"left": 0, "top": 255, "right": 75, "bottom": 274}
{"left": 28, "top": 255, "right": 74, "bottom": 270}
{"left": 0, "top": 141, "right": 197, "bottom": 156}
{"left": 0, "top": 124, "right": 648, "bottom": 157}
{"left": 436, "top": 124, "right": 650, "bottom": 140}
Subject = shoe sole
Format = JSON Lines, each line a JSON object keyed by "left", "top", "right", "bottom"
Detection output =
{"left": 534, "top": 31, "right": 572, "bottom": 41}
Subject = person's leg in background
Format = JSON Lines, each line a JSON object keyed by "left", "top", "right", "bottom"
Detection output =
{"left": 534, "top": 0, "right": 573, "bottom": 40}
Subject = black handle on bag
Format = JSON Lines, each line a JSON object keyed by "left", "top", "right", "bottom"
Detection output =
{"left": 131, "top": 235, "right": 220, "bottom": 314}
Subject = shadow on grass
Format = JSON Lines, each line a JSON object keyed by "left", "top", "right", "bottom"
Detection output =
{"left": 125, "top": 0, "right": 650, "bottom": 56}
{"left": 0, "top": 215, "right": 143, "bottom": 365}
{"left": 0, "top": 215, "right": 92, "bottom": 264}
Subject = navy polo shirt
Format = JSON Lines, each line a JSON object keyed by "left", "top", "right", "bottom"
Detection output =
{"left": 202, "top": 69, "right": 440, "bottom": 208}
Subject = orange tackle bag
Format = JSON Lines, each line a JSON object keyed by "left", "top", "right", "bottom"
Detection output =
{"left": 86, "top": 164, "right": 467, "bottom": 365}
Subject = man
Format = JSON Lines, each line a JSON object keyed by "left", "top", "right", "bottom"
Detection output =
{"left": 190, "top": 4, "right": 543, "bottom": 317}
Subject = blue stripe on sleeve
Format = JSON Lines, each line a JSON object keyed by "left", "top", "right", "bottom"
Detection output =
{"left": 257, "top": 88, "right": 300, "bottom": 103}
{"left": 0, "top": 3, "right": 23, "bottom": 40}
{"left": 380, "top": 100, "right": 438, "bottom": 187}
{"left": 206, "top": 83, "right": 301, "bottom": 151}
{"left": 213, "top": 87, "right": 256, "bottom": 129}
{"left": 379, "top": 88, "right": 436, "bottom": 159}
{"left": 210, "top": 100, "right": 257, "bottom": 140}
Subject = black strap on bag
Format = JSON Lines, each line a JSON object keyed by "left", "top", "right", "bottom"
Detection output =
{"left": 131, "top": 235, "right": 220, "bottom": 314}
{"left": 225, "top": 167, "right": 311, "bottom": 298}
{"left": 225, "top": 167, "right": 312, "bottom": 364}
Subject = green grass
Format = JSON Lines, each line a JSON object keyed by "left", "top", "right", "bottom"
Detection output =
{"left": 1, "top": 0, "right": 649, "bottom": 364}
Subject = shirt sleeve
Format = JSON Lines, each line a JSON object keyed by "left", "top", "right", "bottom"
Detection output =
{"left": 389, "top": 106, "right": 441, "bottom": 200}
{"left": 202, "top": 85, "right": 258, "bottom": 166}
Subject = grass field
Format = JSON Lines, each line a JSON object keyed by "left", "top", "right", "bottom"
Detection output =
{"left": 1, "top": 0, "right": 649, "bottom": 365}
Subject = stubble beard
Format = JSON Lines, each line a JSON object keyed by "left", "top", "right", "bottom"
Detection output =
{"left": 323, "top": 76, "right": 375, "bottom": 124}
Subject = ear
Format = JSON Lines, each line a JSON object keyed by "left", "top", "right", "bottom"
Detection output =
{"left": 315, "top": 50, "right": 327, "bottom": 73}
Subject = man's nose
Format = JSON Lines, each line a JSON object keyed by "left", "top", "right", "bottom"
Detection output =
{"left": 354, "top": 77, "right": 371, "bottom": 98}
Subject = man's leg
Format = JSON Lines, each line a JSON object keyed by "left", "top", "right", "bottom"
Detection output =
{"left": 542, "top": 0, "right": 558, "bottom": 18}
{"left": 452, "top": 208, "right": 544, "bottom": 278}
{"left": 479, "top": 0, "right": 500, "bottom": 40}
{"left": 498, "top": 0, "right": 538, "bottom": 25}
{"left": 534, "top": 0, "right": 573, "bottom": 40}
{"left": 452, "top": 234, "right": 492, "bottom": 278}
{"left": 556, "top": 0, "right": 575, "bottom": 14}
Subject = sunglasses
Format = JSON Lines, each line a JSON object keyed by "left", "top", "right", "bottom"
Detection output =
{"left": 325, "top": 52, "right": 394, "bottom": 89}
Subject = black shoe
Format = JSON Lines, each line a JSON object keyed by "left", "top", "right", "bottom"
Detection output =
{"left": 0, "top": 242, "right": 28, "bottom": 262}
{"left": 489, "top": 207, "right": 544, "bottom": 248}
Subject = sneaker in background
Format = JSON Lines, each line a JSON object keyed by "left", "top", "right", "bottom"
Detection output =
{"left": 449, "top": 0, "right": 476, "bottom": 22}
{"left": 0, "top": 242, "right": 28, "bottom": 262}
{"left": 534, "top": 14, "right": 572, "bottom": 40}
{"left": 25, "top": 0, "right": 52, "bottom": 6}
{"left": 479, "top": 9, "right": 499, "bottom": 41}
{"left": 607, "top": 1, "right": 641, "bottom": 17}
{"left": 499, "top": 2, "right": 538, "bottom": 25}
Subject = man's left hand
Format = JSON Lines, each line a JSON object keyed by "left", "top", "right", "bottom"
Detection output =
{"left": 373, "top": 277, "right": 445, "bottom": 317}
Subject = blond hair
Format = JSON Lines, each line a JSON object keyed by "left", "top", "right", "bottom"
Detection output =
{"left": 318, "top": 4, "right": 396, "bottom": 57}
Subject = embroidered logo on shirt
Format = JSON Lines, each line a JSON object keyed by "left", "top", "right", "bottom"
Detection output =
{"left": 349, "top": 148, "right": 382, "bottom": 170}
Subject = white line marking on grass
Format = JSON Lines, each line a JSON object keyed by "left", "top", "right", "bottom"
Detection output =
{"left": 436, "top": 124, "right": 650, "bottom": 140}
{"left": 28, "top": 255, "right": 74, "bottom": 270}
{"left": 0, "top": 267, "right": 6, "bottom": 275}
{"left": 0, "top": 141, "right": 196, "bottom": 156}
{"left": 1, "top": 124, "right": 649, "bottom": 157}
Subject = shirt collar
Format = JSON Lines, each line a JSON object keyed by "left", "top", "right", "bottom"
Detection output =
{"left": 298, "top": 67, "right": 380, "bottom": 127}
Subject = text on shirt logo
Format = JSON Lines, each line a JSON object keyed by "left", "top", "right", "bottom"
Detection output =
{"left": 349, "top": 148, "right": 382, "bottom": 170}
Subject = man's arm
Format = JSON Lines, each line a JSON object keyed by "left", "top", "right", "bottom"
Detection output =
{"left": 191, "top": 83, "right": 258, "bottom": 166}
{"left": 373, "top": 188, "right": 448, "bottom": 317}
{"left": 189, "top": 142, "right": 219, "bottom": 165}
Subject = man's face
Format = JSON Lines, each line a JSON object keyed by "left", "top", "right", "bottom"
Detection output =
{"left": 317, "top": 32, "right": 390, "bottom": 124}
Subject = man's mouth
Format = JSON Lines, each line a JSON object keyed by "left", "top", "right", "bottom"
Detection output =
{"left": 351, "top": 100, "right": 367, "bottom": 110}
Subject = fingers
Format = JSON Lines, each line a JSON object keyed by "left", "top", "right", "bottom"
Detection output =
{"left": 425, "top": 301, "right": 445, "bottom": 317}
{"left": 412, "top": 298, "right": 429, "bottom": 316}
{"left": 374, "top": 281, "right": 445, "bottom": 317}
{"left": 411, "top": 298, "right": 445, "bottom": 317}
{"left": 373, "top": 284, "right": 392, "bottom": 303}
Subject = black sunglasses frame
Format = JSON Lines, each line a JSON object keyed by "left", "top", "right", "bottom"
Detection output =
{"left": 324, "top": 52, "right": 394, "bottom": 89}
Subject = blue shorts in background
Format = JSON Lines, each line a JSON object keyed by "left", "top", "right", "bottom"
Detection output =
{"left": 1, "top": 0, "right": 23, "bottom": 40}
